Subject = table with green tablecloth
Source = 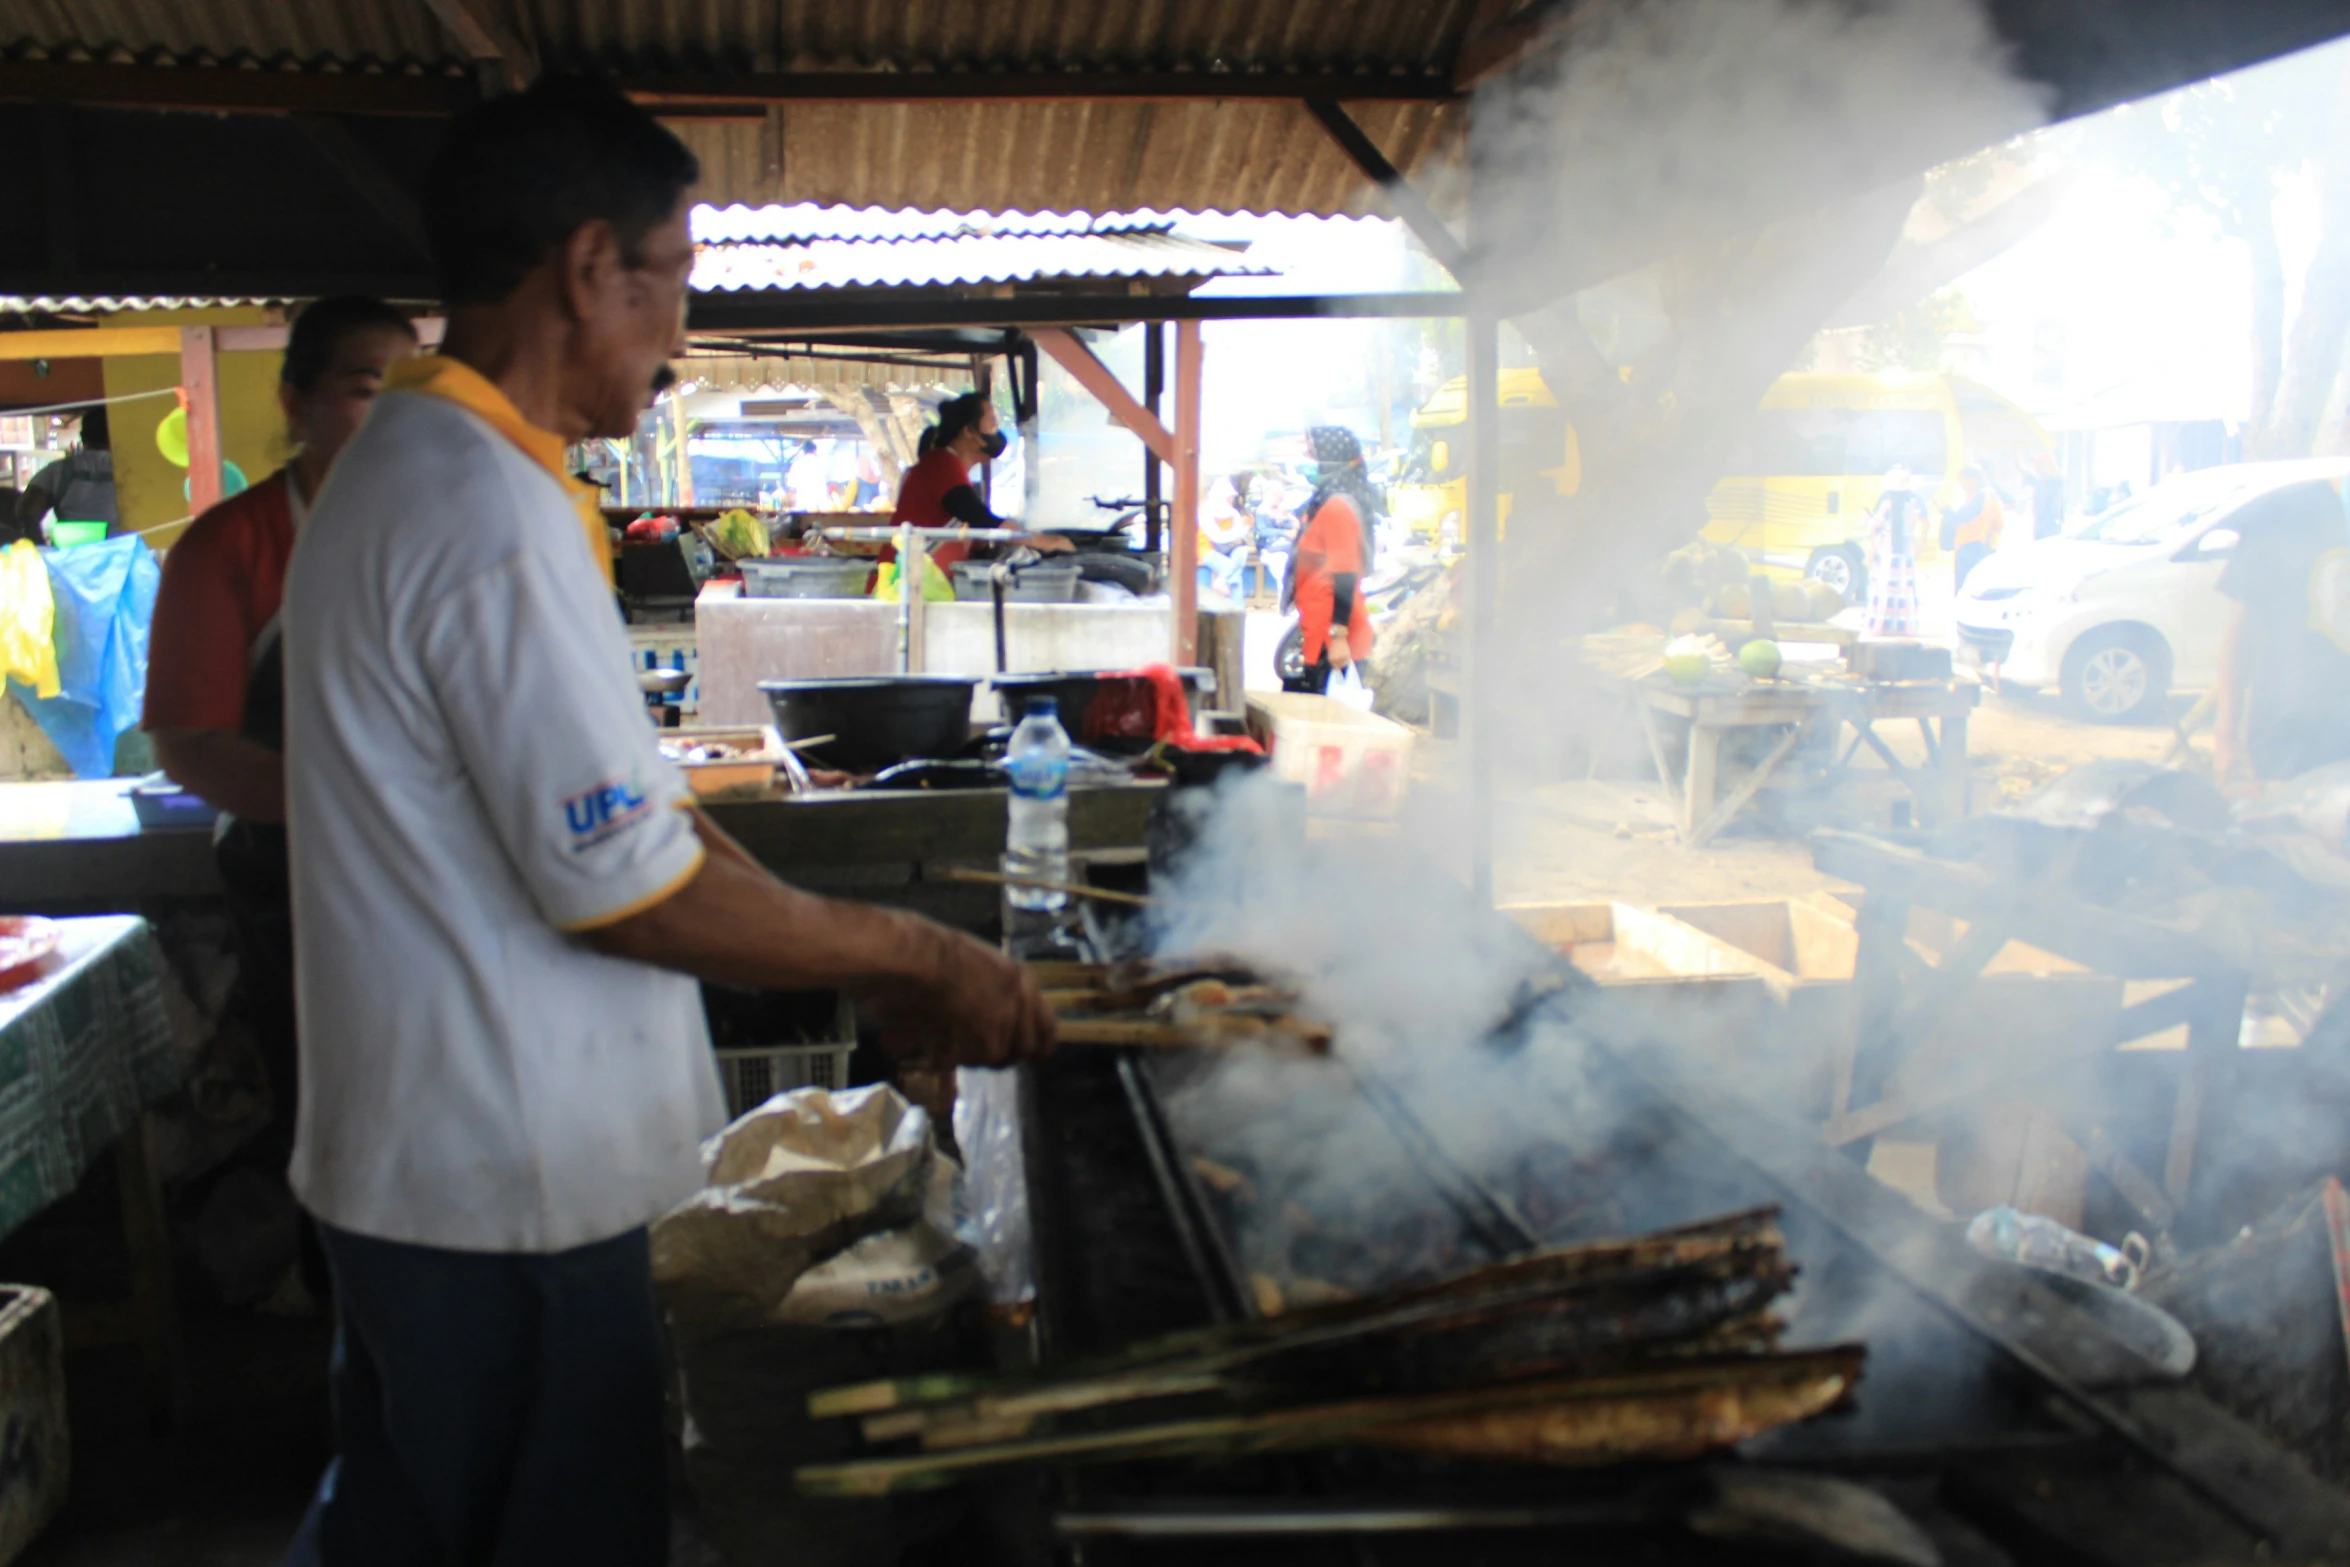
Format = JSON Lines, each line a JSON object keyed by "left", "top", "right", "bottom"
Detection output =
{"left": 0, "top": 915, "right": 190, "bottom": 1423}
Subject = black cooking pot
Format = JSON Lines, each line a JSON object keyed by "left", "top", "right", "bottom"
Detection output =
{"left": 758, "top": 676, "right": 979, "bottom": 774}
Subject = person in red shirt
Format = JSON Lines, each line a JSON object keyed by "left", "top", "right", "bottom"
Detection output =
{"left": 1282, "top": 426, "right": 1380, "bottom": 694}
{"left": 888, "top": 391, "right": 1067, "bottom": 570}
{"left": 143, "top": 295, "right": 418, "bottom": 1252}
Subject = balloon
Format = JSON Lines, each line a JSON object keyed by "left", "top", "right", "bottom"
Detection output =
{"left": 181, "top": 462, "right": 249, "bottom": 506}
{"left": 155, "top": 406, "right": 189, "bottom": 467}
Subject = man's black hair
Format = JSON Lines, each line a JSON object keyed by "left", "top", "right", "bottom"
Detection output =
{"left": 422, "top": 76, "right": 700, "bottom": 307}
{"left": 76, "top": 404, "right": 107, "bottom": 450}
{"left": 281, "top": 296, "right": 418, "bottom": 392}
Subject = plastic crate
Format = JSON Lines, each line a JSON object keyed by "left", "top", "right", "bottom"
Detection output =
{"left": 0, "top": 1286, "right": 66, "bottom": 1563}
{"left": 714, "top": 1042, "right": 857, "bottom": 1120}
{"left": 711, "top": 993, "right": 858, "bottom": 1119}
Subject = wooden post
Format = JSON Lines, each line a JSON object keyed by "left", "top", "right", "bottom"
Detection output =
{"left": 1466, "top": 304, "right": 1500, "bottom": 908}
{"left": 1143, "top": 324, "right": 1166, "bottom": 552}
{"left": 668, "top": 389, "right": 695, "bottom": 507}
{"left": 1171, "top": 321, "right": 1202, "bottom": 667}
{"left": 179, "top": 326, "right": 222, "bottom": 520}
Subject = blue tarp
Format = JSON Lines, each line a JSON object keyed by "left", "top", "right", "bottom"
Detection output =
{"left": 6, "top": 538, "right": 158, "bottom": 779}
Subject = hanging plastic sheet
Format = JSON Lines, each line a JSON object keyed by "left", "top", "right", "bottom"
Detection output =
{"left": 7, "top": 537, "right": 159, "bottom": 778}
{"left": 0, "top": 542, "right": 59, "bottom": 700}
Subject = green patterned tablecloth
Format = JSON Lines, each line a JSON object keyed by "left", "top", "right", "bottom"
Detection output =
{"left": 0, "top": 916, "right": 185, "bottom": 1239}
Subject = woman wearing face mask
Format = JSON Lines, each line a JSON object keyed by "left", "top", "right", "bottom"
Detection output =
{"left": 1282, "top": 426, "right": 1380, "bottom": 694}
{"left": 143, "top": 295, "right": 419, "bottom": 1260}
{"left": 890, "top": 391, "right": 1067, "bottom": 569}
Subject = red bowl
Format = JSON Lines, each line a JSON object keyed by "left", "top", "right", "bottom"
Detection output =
{"left": 0, "top": 916, "right": 61, "bottom": 994}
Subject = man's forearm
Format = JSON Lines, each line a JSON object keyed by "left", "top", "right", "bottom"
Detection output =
{"left": 150, "top": 728, "right": 287, "bottom": 823}
{"left": 583, "top": 823, "right": 944, "bottom": 995}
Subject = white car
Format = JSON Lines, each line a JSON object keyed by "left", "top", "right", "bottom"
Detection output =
{"left": 1953, "top": 459, "right": 2350, "bottom": 723}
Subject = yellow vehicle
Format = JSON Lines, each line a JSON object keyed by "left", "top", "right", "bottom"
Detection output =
{"left": 1394, "top": 369, "right": 2051, "bottom": 600}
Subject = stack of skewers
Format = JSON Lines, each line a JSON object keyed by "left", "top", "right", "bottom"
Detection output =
{"left": 1035, "top": 956, "right": 1336, "bottom": 1055}
{"left": 792, "top": 1207, "right": 1861, "bottom": 1496}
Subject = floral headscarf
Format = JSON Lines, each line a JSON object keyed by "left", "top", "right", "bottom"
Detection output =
{"left": 1305, "top": 425, "right": 1379, "bottom": 568}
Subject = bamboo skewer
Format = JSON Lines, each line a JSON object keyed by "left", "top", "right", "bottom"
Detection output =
{"left": 943, "top": 867, "right": 1157, "bottom": 908}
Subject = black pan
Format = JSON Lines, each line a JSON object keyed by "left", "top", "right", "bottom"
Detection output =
{"left": 758, "top": 676, "right": 978, "bottom": 773}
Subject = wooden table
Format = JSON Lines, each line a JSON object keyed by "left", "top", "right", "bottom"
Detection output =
{"left": 1810, "top": 829, "right": 2249, "bottom": 1248}
{"left": 0, "top": 915, "right": 189, "bottom": 1427}
{"left": 1635, "top": 670, "right": 1981, "bottom": 846}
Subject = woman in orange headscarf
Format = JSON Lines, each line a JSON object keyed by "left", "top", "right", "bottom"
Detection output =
{"left": 1282, "top": 427, "right": 1379, "bottom": 694}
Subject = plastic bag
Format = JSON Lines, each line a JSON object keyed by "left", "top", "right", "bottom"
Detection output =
{"left": 870, "top": 553, "right": 955, "bottom": 604}
{"left": 653, "top": 1084, "right": 937, "bottom": 1338}
{"left": 10, "top": 536, "right": 158, "bottom": 777}
{"left": 1327, "top": 663, "right": 1376, "bottom": 712}
{"left": 775, "top": 1155, "right": 983, "bottom": 1327}
{"left": 951, "top": 1066, "right": 1034, "bottom": 1306}
{"left": 0, "top": 541, "right": 59, "bottom": 699}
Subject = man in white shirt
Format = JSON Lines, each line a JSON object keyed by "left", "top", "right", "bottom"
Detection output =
{"left": 280, "top": 78, "right": 1054, "bottom": 1565}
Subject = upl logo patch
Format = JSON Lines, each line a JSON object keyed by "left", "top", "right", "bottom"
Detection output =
{"left": 563, "top": 777, "right": 652, "bottom": 852}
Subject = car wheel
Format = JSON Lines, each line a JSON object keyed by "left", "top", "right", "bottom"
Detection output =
{"left": 1806, "top": 545, "right": 1867, "bottom": 606}
{"left": 2062, "top": 626, "right": 2171, "bottom": 725}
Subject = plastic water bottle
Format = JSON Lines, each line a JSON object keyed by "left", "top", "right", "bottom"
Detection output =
{"left": 1965, "top": 1205, "right": 2145, "bottom": 1290}
{"left": 1003, "top": 697, "right": 1071, "bottom": 912}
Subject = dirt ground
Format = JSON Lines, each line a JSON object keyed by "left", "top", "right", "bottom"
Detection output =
{"left": 1399, "top": 683, "right": 2199, "bottom": 912}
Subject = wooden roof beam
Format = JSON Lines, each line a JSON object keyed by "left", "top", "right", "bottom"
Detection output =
{"left": 1303, "top": 100, "right": 1469, "bottom": 280}
{"left": 1453, "top": 0, "right": 1564, "bottom": 91}
{"left": 1030, "top": 327, "right": 1175, "bottom": 465}
{"left": 620, "top": 71, "right": 1457, "bottom": 105}
{"left": 0, "top": 59, "right": 475, "bottom": 116}
{"left": 418, "top": 0, "right": 539, "bottom": 93}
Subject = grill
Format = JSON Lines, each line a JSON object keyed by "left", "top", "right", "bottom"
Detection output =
{"left": 1010, "top": 868, "right": 2350, "bottom": 1563}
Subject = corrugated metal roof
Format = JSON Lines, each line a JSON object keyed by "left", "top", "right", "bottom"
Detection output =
{"left": 0, "top": 0, "right": 1471, "bottom": 216}
{"left": 693, "top": 205, "right": 1180, "bottom": 242}
{"left": 679, "top": 353, "right": 975, "bottom": 394}
{"left": 663, "top": 99, "right": 1456, "bottom": 217}
{"left": 0, "top": 295, "right": 289, "bottom": 313}
{"left": 689, "top": 224, "right": 1266, "bottom": 294}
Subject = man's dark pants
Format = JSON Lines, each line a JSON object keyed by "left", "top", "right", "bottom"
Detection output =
{"left": 284, "top": 1223, "right": 668, "bottom": 1566}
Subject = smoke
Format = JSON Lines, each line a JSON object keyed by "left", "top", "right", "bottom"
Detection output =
{"left": 1142, "top": 0, "right": 2064, "bottom": 1298}
{"left": 1469, "top": 0, "right": 2050, "bottom": 306}
{"left": 1452, "top": 0, "right": 2054, "bottom": 693}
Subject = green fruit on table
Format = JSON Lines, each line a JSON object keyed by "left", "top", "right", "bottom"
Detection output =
{"left": 1739, "top": 638, "right": 1783, "bottom": 678}
{"left": 1666, "top": 650, "right": 1709, "bottom": 684}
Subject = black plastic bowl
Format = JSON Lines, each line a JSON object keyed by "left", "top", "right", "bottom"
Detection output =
{"left": 758, "top": 676, "right": 979, "bottom": 774}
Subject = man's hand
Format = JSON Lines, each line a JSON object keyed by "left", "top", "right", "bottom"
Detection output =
{"left": 587, "top": 812, "right": 1055, "bottom": 1068}
{"left": 857, "top": 924, "right": 1057, "bottom": 1068}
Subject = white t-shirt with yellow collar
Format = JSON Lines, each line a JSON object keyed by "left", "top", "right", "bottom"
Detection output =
{"left": 283, "top": 359, "right": 720, "bottom": 1254}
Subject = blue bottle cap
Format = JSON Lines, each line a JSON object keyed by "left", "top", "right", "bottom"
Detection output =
{"left": 1023, "top": 696, "right": 1058, "bottom": 717}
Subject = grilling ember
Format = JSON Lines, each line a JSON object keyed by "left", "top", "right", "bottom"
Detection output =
{"left": 793, "top": 1207, "right": 1858, "bottom": 1496}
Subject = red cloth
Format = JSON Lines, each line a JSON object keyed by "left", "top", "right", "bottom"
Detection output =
{"left": 1292, "top": 494, "right": 1375, "bottom": 666}
{"left": 1101, "top": 663, "right": 1263, "bottom": 754}
{"left": 143, "top": 470, "right": 295, "bottom": 733}
{"left": 888, "top": 447, "right": 977, "bottom": 569}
